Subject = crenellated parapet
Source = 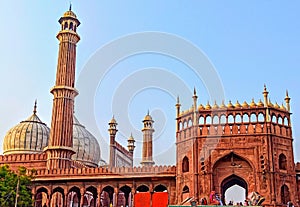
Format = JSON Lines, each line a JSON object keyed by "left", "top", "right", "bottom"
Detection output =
{"left": 0, "top": 153, "right": 47, "bottom": 170}
{"left": 33, "top": 165, "right": 176, "bottom": 180}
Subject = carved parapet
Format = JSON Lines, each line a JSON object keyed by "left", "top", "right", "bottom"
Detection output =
{"left": 33, "top": 165, "right": 176, "bottom": 181}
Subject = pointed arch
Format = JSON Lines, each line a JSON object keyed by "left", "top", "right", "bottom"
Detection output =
{"left": 136, "top": 184, "right": 149, "bottom": 192}
{"left": 279, "top": 153, "right": 287, "bottom": 170}
{"left": 281, "top": 184, "right": 290, "bottom": 204}
{"left": 182, "top": 156, "right": 189, "bottom": 173}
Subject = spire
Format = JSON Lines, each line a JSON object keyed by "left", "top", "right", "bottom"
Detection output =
{"left": 33, "top": 99, "right": 37, "bottom": 114}
{"left": 193, "top": 87, "right": 197, "bottom": 96}
{"left": 262, "top": 84, "right": 269, "bottom": 107}
{"left": 69, "top": 2, "right": 72, "bottom": 11}
{"left": 175, "top": 96, "right": 181, "bottom": 119}
{"left": 285, "top": 90, "right": 291, "bottom": 112}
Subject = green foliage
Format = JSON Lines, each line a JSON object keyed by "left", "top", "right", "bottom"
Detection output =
{"left": 0, "top": 165, "right": 34, "bottom": 207}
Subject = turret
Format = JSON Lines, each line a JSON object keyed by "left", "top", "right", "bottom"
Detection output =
{"left": 108, "top": 116, "right": 118, "bottom": 167}
{"left": 141, "top": 111, "right": 155, "bottom": 167}
{"left": 127, "top": 133, "right": 135, "bottom": 154}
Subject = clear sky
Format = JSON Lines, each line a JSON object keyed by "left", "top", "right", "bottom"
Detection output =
{"left": 0, "top": 1, "right": 299, "bottom": 166}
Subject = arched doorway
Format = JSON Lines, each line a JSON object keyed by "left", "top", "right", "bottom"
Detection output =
{"left": 213, "top": 153, "right": 253, "bottom": 205}
{"left": 101, "top": 186, "right": 114, "bottom": 207}
{"left": 119, "top": 185, "right": 132, "bottom": 207}
{"left": 35, "top": 187, "right": 49, "bottom": 207}
{"left": 221, "top": 175, "right": 247, "bottom": 205}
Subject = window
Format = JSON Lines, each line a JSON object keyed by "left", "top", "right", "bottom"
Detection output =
{"left": 279, "top": 154, "right": 287, "bottom": 170}
{"left": 182, "top": 156, "right": 189, "bottom": 173}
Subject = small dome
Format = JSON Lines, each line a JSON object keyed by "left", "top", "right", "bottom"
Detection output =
{"left": 227, "top": 101, "right": 234, "bottom": 109}
{"left": 235, "top": 101, "right": 242, "bottom": 108}
{"left": 109, "top": 116, "right": 117, "bottom": 124}
{"left": 257, "top": 99, "right": 264, "bottom": 107}
{"left": 220, "top": 100, "right": 226, "bottom": 109}
{"left": 250, "top": 99, "right": 257, "bottom": 108}
{"left": 198, "top": 104, "right": 205, "bottom": 110}
{"left": 212, "top": 101, "right": 219, "bottom": 109}
{"left": 205, "top": 101, "right": 211, "bottom": 110}
{"left": 63, "top": 10, "right": 77, "bottom": 18}
{"left": 144, "top": 111, "right": 153, "bottom": 121}
{"left": 3, "top": 105, "right": 49, "bottom": 155}
{"left": 72, "top": 116, "right": 101, "bottom": 167}
{"left": 242, "top": 101, "right": 249, "bottom": 108}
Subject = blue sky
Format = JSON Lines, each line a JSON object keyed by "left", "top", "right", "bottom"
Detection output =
{"left": 0, "top": 1, "right": 299, "bottom": 166}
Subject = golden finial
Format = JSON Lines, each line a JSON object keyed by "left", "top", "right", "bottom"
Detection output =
{"left": 198, "top": 104, "right": 205, "bottom": 110}
{"left": 268, "top": 98, "right": 274, "bottom": 107}
{"left": 33, "top": 99, "right": 37, "bottom": 114}
{"left": 220, "top": 100, "right": 226, "bottom": 108}
{"left": 250, "top": 98, "right": 257, "bottom": 108}
{"left": 235, "top": 100, "right": 241, "bottom": 108}
{"left": 227, "top": 100, "right": 234, "bottom": 108}
{"left": 205, "top": 101, "right": 211, "bottom": 110}
{"left": 212, "top": 100, "right": 219, "bottom": 109}
{"left": 280, "top": 103, "right": 286, "bottom": 110}
{"left": 242, "top": 101, "right": 249, "bottom": 108}
{"left": 257, "top": 99, "right": 264, "bottom": 107}
{"left": 109, "top": 115, "right": 117, "bottom": 124}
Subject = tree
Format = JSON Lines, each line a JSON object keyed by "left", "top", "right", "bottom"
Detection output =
{"left": 0, "top": 165, "right": 35, "bottom": 207}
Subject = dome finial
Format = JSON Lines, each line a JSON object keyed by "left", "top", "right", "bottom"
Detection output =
{"left": 33, "top": 99, "right": 37, "bottom": 114}
{"left": 69, "top": 2, "right": 72, "bottom": 11}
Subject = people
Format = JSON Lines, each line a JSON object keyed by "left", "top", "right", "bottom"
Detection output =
{"left": 209, "top": 191, "right": 220, "bottom": 205}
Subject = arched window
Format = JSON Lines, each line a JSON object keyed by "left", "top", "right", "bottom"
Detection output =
{"left": 281, "top": 185, "right": 290, "bottom": 205}
{"left": 182, "top": 156, "right": 189, "bottom": 173}
{"left": 213, "top": 115, "right": 219, "bottom": 124}
{"left": 243, "top": 114, "right": 249, "bottom": 123}
{"left": 182, "top": 186, "right": 189, "bottom": 193}
{"left": 250, "top": 113, "right": 257, "bottom": 122}
{"left": 228, "top": 114, "right": 234, "bottom": 123}
{"left": 272, "top": 115, "right": 277, "bottom": 123}
{"left": 64, "top": 22, "right": 68, "bottom": 30}
{"left": 199, "top": 116, "right": 205, "bottom": 125}
{"left": 235, "top": 114, "right": 242, "bottom": 123}
{"left": 205, "top": 116, "right": 211, "bottom": 125}
{"left": 284, "top": 117, "right": 289, "bottom": 126}
{"left": 220, "top": 115, "right": 226, "bottom": 124}
{"left": 187, "top": 119, "right": 192, "bottom": 127}
{"left": 69, "top": 22, "right": 74, "bottom": 30}
{"left": 279, "top": 154, "right": 287, "bottom": 170}
{"left": 258, "top": 113, "right": 265, "bottom": 122}
{"left": 278, "top": 116, "right": 283, "bottom": 125}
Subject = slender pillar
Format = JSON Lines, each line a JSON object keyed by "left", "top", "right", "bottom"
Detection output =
{"left": 141, "top": 111, "right": 155, "bottom": 166}
{"left": 108, "top": 116, "right": 118, "bottom": 167}
{"left": 45, "top": 7, "right": 80, "bottom": 169}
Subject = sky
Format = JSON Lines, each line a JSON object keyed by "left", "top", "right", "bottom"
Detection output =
{"left": 0, "top": 1, "right": 299, "bottom": 169}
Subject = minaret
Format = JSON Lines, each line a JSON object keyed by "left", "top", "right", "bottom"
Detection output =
{"left": 108, "top": 116, "right": 118, "bottom": 167}
{"left": 263, "top": 84, "right": 270, "bottom": 122}
{"left": 141, "top": 111, "right": 155, "bottom": 166}
{"left": 45, "top": 6, "right": 80, "bottom": 169}
{"left": 285, "top": 90, "right": 291, "bottom": 112}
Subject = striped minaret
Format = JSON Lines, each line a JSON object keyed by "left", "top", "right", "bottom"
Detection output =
{"left": 45, "top": 6, "right": 80, "bottom": 169}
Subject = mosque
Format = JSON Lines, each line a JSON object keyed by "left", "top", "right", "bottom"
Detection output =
{"left": 1, "top": 7, "right": 300, "bottom": 207}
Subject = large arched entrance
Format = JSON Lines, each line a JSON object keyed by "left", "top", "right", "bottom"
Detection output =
{"left": 212, "top": 152, "right": 253, "bottom": 205}
{"left": 221, "top": 174, "right": 247, "bottom": 205}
